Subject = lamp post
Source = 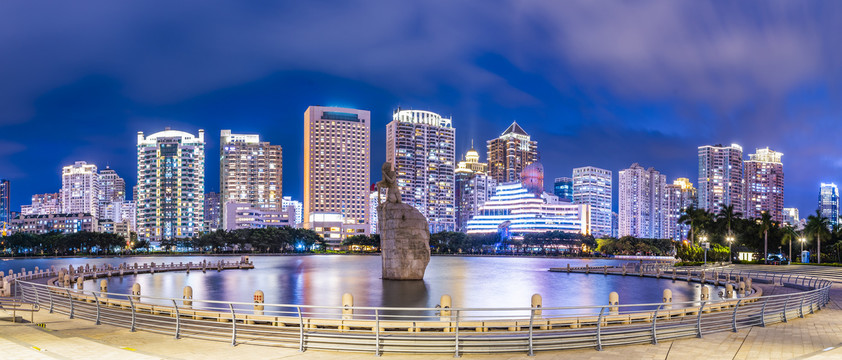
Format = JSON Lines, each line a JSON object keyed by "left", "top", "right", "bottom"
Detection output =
{"left": 700, "top": 235, "right": 709, "bottom": 266}
{"left": 726, "top": 235, "right": 735, "bottom": 263}
{"left": 799, "top": 237, "right": 806, "bottom": 263}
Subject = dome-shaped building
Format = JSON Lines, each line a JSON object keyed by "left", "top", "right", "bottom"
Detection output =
{"left": 520, "top": 162, "right": 544, "bottom": 195}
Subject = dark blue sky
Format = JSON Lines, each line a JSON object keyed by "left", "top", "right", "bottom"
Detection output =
{"left": 2, "top": 1, "right": 841, "bottom": 216}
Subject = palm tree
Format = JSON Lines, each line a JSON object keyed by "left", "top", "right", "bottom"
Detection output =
{"left": 805, "top": 209, "right": 830, "bottom": 264}
{"left": 678, "top": 206, "right": 712, "bottom": 245}
{"left": 758, "top": 212, "right": 773, "bottom": 264}
{"left": 717, "top": 204, "right": 743, "bottom": 235}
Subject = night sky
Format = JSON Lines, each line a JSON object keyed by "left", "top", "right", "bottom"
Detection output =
{"left": 2, "top": 1, "right": 841, "bottom": 216}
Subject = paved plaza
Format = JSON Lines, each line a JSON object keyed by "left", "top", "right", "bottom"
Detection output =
{"left": 2, "top": 264, "right": 842, "bottom": 359}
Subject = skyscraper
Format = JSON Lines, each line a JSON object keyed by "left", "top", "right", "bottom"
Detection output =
{"left": 664, "top": 178, "right": 697, "bottom": 241}
{"left": 698, "top": 144, "right": 744, "bottom": 215}
{"left": 61, "top": 161, "right": 99, "bottom": 218}
{"left": 282, "top": 196, "right": 303, "bottom": 226}
{"left": 553, "top": 177, "right": 573, "bottom": 202}
{"left": 386, "top": 109, "right": 456, "bottom": 233}
{"left": 783, "top": 207, "right": 800, "bottom": 228}
{"left": 0, "top": 179, "right": 9, "bottom": 227}
{"left": 98, "top": 166, "right": 126, "bottom": 220}
{"left": 487, "top": 121, "right": 538, "bottom": 184}
{"left": 204, "top": 192, "right": 221, "bottom": 232}
{"left": 819, "top": 183, "right": 839, "bottom": 227}
{"left": 219, "top": 130, "right": 283, "bottom": 225}
{"left": 744, "top": 147, "right": 784, "bottom": 223}
{"left": 572, "top": 166, "right": 612, "bottom": 237}
{"left": 455, "top": 147, "right": 496, "bottom": 232}
{"left": 618, "top": 163, "right": 667, "bottom": 238}
{"left": 303, "top": 106, "right": 370, "bottom": 244}
{"left": 136, "top": 129, "right": 205, "bottom": 243}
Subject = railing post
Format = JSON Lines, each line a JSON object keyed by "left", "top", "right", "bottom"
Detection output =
{"left": 65, "top": 288, "right": 74, "bottom": 319}
{"left": 696, "top": 301, "right": 705, "bottom": 338}
{"left": 782, "top": 296, "right": 789, "bottom": 323}
{"left": 128, "top": 295, "right": 136, "bottom": 332}
{"left": 760, "top": 297, "right": 769, "bottom": 327}
{"left": 454, "top": 309, "right": 460, "bottom": 358}
{"left": 651, "top": 305, "right": 660, "bottom": 345}
{"left": 528, "top": 307, "right": 534, "bottom": 356}
{"left": 297, "top": 306, "right": 305, "bottom": 352}
{"left": 799, "top": 295, "right": 805, "bottom": 318}
{"left": 731, "top": 300, "right": 741, "bottom": 332}
{"left": 596, "top": 307, "right": 605, "bottom": 351}
{"left": 375, "top": 309, "right": 381, "bottom": 357}
{"left": 229, "top": 303, "right": 237, "bottom": 346}
{"left": 48, "top": 287, "right": 54, "bottom": 314}
{"left": 173, "top": 299, "right": 180, "bottom": 339}
{"left": 93, "top": 292, "right": 101, "bottom": 325}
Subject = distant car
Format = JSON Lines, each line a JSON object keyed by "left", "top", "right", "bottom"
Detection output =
{"left": 766, "top": 254, "right": 786, "bottom": 263}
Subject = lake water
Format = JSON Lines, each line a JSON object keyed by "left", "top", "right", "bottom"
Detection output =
{"left": 1, "top": 255, "right": 726, "bottom": 309}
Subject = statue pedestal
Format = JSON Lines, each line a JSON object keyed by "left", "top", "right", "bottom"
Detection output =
{"left": 379, "top": 202, "right": 430, "bottom": 280}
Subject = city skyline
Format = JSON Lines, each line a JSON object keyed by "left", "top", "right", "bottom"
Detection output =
{"left": 3, "top": 2, "right": 842, "bottom": 218}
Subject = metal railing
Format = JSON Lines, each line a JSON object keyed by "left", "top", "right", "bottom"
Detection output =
{"left": 16, "top": 269, "right": 831, "bottom": 356}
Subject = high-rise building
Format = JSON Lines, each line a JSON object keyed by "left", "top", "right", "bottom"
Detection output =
{"left": 0, "top": 179, "right": 9, "bottom": 227}
{"left": 744, "top": 147, "right": 784, "bottom": 223}
{"left": 386, "top": 109, "right": 456, "bottom": 233}
{"left": 618, "top": 163, "right": 667, "bottom": 238}
{"left": 487, "top": 121, "right": 538, "bottom": 184}
{"left": 21, "top": 193, "right": 61, "bottom": 215}
{"left": 100, "top": 200, "right": 136, "bottom": 232}
{"left": 698, "top": 144, "right": 744, "bottom": 215}
{"left": 61, "top": 161, "right": 99, "bottom": 218}
{"left": 136, "top": 129, "right": 205, "bottom": 243}
{"left": 572, "top": 166, "right": 612, "bottom": 237}
{"left": 783, "top": 207, "right": 799, "bottom": 228}
{"left": 281, "top": 196, "right": 303, "bottom": 226}
{"left": 303, "top": 106, "right": 370, "bottom": 244}
{"left": 204, "top": 192, "right": 221, "bottom": 232}
{"left": 369, "top": 189, "right": 380, "bottom": 234}
{"left": 553, "top": 177, "right": 573, "bottom": 202}
{"left": 219, "top": 130, "right": 283, "bottom": 223}
{"left": 98, "top": 166, "right": 126, "bottom": 220}
{"left": 819, "top": 183, "right": 839, "bottom": 227}
{"left": 664, "top": 178, "right": 697, "bottom": 241}
{"left": 454, "top": 147, "right": 496, "bottom": 232}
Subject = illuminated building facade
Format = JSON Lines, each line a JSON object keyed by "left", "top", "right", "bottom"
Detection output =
{"left": 223, "top": 202, "right": 295, "bottom": 230}
{"left": 303, "top": 106, "right": 370, "bottom": 242}
{"left": 744, "top": 147, "right": 784, "bottom": 223}
{"left": 204, "top": 192, "right": 221, "bottom": 232}
{"left": 553, "top": 177, "right": 573, "bottom": 202}
{"left": 0, "top": 179, "right": 8, "bottom": 227}
{"left": 136, "top": 129, "right": 205, "bottom": 243}
{"left": 61, "top": 161, "right": 99, "bottom": 218}
{"left": 665, "top": 178, "right": 697, "bottom": 241}
{"left": 21, "top": 193, "right": 61, "bottom": 215}
{"left": 465, "top": 181, "right": 590, "bottom": 237}
{"left": 487, "top": 121, "right": 538, "bottom": 184}
{"left": 572, "top": 166, "right": 612, "bottom": 237}
{"left": 455, "top": 147, "right": 496, "bottom": 232}
{"left": 783, "top": 207, "right": 800, "bottom": 228}
{"left": 219, "top": 130, "right": 283, "bottom": 225}
{"left": 282, "top": 196, "right": 303, "bottom": 226}
{"left": 11, "top": 213, "right": 97, "bottom": 235}
{"left": 386, "top": 109, "right": 455, "bottom": 233}
{"left": 698, "top": 144, "right": 744, "bottom": 215}
{"left": 618, "top": 163, "right": 667, "bottom": 238}
{"left": 819, "top": 183, "right": 839, "bottom": 228}
{"left": 97, "top": 167, "right": 126, "bottom": 219}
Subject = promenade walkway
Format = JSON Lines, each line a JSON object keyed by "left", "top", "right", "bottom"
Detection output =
{"left": 1, "top": 264, "right": 842, "bottom": 359}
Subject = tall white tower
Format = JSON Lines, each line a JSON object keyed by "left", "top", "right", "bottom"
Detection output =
{"left": 61, "top": 161, "right": 99, "bottom": 217}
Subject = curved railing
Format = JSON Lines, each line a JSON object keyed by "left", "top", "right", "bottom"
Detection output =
{"left": 16, "top": 268, "right": 831, "bottom": 356}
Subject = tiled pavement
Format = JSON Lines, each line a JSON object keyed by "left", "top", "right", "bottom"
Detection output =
{"left": 2, "top": 266, "right": 842, "bottom": 359}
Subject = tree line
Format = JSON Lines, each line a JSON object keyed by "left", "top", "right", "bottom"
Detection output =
{"left": 1, "top": 231, "right": 127, "bottom": 255}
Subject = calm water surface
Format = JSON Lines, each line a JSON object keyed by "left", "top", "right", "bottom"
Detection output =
{"left": 1, "top": 255, "right": 725, "bottom": 308}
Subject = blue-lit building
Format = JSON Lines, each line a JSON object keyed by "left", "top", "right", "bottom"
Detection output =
{"left": 0, "top": 179, "right": 9, "bottom": 228}
{"left": 819, "top": 183, "right": 839, "bottom": 228}
{"left": 553, "top": 177, "right": 573, "bottom": 202}
{"left": 465, "top": 182, "right": 591, "bottom": 238}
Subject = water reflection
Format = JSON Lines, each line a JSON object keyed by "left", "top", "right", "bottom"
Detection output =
{"left": 1, "top": 255, "right": 726, "bottom": 309}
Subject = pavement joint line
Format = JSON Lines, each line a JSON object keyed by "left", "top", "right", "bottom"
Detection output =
{"left": 731, "top": 323, "right": 753, "bottom": 360}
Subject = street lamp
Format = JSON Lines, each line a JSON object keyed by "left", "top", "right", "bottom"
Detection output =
{"left": 700, "top": 235, "right": 709, "bottom": 266}
{"left": 799, "top": 237, "right": 806, "bottom": 262}
{"left": 726, "top": 235, "right": 735, "bottom": 263}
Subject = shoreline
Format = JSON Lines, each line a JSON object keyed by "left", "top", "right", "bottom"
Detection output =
{"left": 0, "top": 252, "right": 660, "bottom": 261}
